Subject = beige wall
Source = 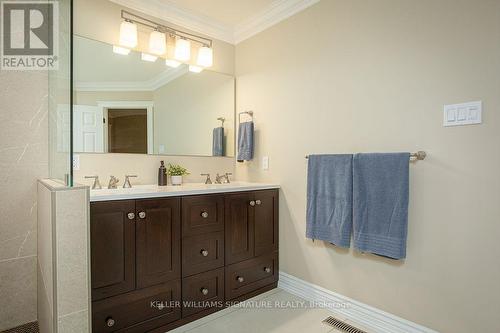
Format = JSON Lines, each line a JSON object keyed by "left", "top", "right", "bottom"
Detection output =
{"left": 75, "top": 91, "right": 154, "bottom": 106}
{"left": 0, "top": 70, "right": 48, "bottom": 329}
{"left": 235, "top": 1, "right": 500, "bottom": 332}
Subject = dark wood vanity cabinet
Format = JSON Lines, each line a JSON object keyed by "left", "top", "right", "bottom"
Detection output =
{"left": 90, "top": 189, "right": 278, "bottom": 332}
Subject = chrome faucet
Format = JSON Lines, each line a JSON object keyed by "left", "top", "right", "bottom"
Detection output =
{"left": 85, "top": 176, "right": 102, "bottom": 190}
{"left": 108, "top": 176, "right": 119, "bottom": 189}
{"left": 201, "top": 173, "right": 212, "bottom": 184}
{"left": 215, "top": 173, "right": 232, "bottom": 184}
{"left": 123, "top": 175, "right": 138, "bottom": 188}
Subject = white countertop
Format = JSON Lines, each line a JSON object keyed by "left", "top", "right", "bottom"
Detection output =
{"left": 90, "top": 182, "right": 280, "bottom": 202}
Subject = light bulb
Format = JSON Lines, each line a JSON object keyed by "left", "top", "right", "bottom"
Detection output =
{"left": 141, "top": 53, "right": 158, "bottom": 62}
{"left": 149, "top": 30, "right": 166, "bottom": 55}
{"left": 175, "top": 38, "right": 191, "bottom": 61}
{"left": 189, "top": 65, "right": 203, "bottom": 73}
{"left": 119, "top": 20, "right": 137, "bottom": 48}
{"left": 165, "top": 59, "right": 181, "bottom": 68}
{"left": 113, "top": 45, "right": 131, "bottom": 55}
{"left": 197, "top": 46, "right": 213, "bottom": 67}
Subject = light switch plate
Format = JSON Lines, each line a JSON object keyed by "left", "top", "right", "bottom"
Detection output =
{"left": 72, "top": 154, "right": 80, "bottom": 171}
{"left": 444, "top": 101, "right": 482, "bottom": 127}
{"left": 262, "top": 156, "right": 269, "bottom": 170}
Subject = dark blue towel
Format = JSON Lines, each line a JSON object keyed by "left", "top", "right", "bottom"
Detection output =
{"left": 306, "top": 154, "right": 353, "bottom": 247}
{"left": 353, "top": 153, "right": 410, "bottom": 259}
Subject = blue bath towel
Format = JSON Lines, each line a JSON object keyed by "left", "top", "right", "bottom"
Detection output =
{"left": 353, "top": 153, "right": 410, "bottom": 259}
{"left": 237, "top": 121, "right": 254, "bottom": 162}
{"left": 212, "top": 127, "right": 224, "bottom": 156}
{"left": 306, "top": 154, "right": 353, "bottom": 247}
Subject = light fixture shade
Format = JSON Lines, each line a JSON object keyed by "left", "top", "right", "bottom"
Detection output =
{"left": 149, "top": 30, "right": 166, "bottom": 55}
{"left": 119, "top": 20, "right": 138, "bottom": 48}
{"left": 113, "top": 45, "right": 131, "bottom": 55}
{"left": 197, "top": 46, "right": 213, "bottom": 67}
{"left": 141, "top": 53, "right": 158, "bottom": 62}
{"left": 165, "top": 59, "right": 181, "bottom": 68}
{"left": 175, "top": 38, "right": 191, "bottom": 61}
{"left": 189, "top": 65, "right": 203, "bottom": 73}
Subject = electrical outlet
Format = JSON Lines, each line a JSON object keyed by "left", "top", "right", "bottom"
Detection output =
{"left": 72, "top": 154, "right": 80, "bottom": 171}
{"left": 262, "top": 156, "right": 269, "bottom": 170}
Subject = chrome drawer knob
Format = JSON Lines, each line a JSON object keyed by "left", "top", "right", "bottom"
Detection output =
{"left": 249, "top": 201, "right": 256, "bottom": 207}
{"left": 127, "top": 212, "right": 135, "bottom": 220}
{"left": 138, "top": 211, "right": 146, "bottom": 219}
{"left": 256, "top": 200, "right": 262, "bottom": 205}
{"left": 237, "top": 276, "right": 244, "bottom": 283}
{"left": 201, "top": 211, "right": 209, "bottom": 218}
{"left": 201, "top": 249, "right": 209, "bottom": 257}
{"left": 106, "top": 317, "right": 115, "bottom": 327}
{"left": 264, "top": 267, "right": 271, "bottom": 273}
{"left": 201, "top": 288, "right": 209, "bottom": 295}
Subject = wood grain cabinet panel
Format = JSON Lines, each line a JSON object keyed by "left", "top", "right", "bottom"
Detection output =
{"left": 136, "top": 198, "right": 181, "bottom": 289}
{"left": 91, "top": 200, "right": 136, "bottom": 301}
{"left": 254, "top": 190, "right": 279, "bottom": 257}
{"left": 182, "top": 231, "right": 224, "bottom": 277}
{"left": 182, "top": 195, "right": 224, "bottom": 237}
{"left": 225, "top": 192, "right": 255, "bottom": 265}
{"left": 182, "top": 268, "right": 224, "bottom": 318}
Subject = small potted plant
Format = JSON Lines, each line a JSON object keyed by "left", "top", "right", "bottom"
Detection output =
{"left": 167, "top": 163, "right": 190, "bottom": 186}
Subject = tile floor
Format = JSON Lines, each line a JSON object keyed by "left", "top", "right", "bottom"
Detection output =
{"left": 169, "top": 288, "right": 348, "bottom": 333}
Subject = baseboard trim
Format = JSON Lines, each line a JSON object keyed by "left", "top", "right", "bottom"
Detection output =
{"left": 278, "top": 272, "right": 438, "bottom": 333}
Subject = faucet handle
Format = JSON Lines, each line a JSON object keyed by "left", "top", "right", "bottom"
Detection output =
{"left": 85, "top": 175, "right": 102, "bottom": 190}
{"left": 201, "top": 173, "right": 212, "bottom": 184}
{"left": 224, "top": 173, "right": 232, "bottom": 184}
{"left": 123, "top": 175, "right": 138, "bottom": 188}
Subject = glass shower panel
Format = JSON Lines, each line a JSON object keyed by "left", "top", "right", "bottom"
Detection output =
{"left": 48, "top": 0, "right": 72, "bottom": 185}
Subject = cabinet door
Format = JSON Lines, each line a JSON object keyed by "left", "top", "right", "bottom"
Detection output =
{"left": 225, "top": 192, "right": 255, "bottom": 265}
{"left": 136, "top": 198, "right": 181, "bottom": 289}
{"left": 254, "top": 190, "right": 279, "bottom": 257}
{"left": 91, "top": 200, "right": 136, "bottom": 301}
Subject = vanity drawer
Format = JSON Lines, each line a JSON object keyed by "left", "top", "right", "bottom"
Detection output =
{"left": 225, "top": 252, "right": 278, "bottom": 300}
{"left": 182, "top": 231, "right": 224, "bottom": 277}
{"left": 92, "top": 280, "right": 181, "bottom": 333}
{"left": 182, "top": 268, "right": 224, "bottom": 318}
{"left": 182, "top": 195, "right": 224, "bottom": 236}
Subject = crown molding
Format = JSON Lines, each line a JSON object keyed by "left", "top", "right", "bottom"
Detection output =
{"left": 234, "top": 0, "right": 320, "bottom": 44}
{"left": 75, "top": 65, "right": 188, "bottom": 92}
{"left": 108, "top": 0, "right": 235, "bottom": 44}
{"left": 108, "top": 0, "right": 321, "bottom": 45}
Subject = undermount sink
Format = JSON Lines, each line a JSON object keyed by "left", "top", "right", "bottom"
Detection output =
{"left": 89, "top": 182, "right": 280, "bottom": 202}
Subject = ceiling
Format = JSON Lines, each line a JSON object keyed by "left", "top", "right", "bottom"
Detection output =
{"left": 109, "top": 0, "right": 321, "bottom": 44}
{"left": 163, "top": 0, "right": 275, "bottom": 27}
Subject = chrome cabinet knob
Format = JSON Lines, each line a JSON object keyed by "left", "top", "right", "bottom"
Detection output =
{"left": 237, "top": 276, "right": 244, "bottom": 283}
{"left": 106, "top": 317, "right": 115, "bottom": 327}
{"left": 138, "top": 211, "right": 146, "bottom": 219}
{"left": 127, "top": 212, "right": 135, "bottom": 220}
{"left": 256, "top": 200, "right": 262, "bottom": 205}
{"left": 201, "top": 288, "right": 209, "bottom": 295}
{"left": 249, "top": 201, "right": 256, "bottom": 207}
{"left": 201, "top": 249, "right": 209, "bottom": 257}
{"left": 201, "top": 211, "right": 209, "bottom": 218}
{"left": 264, "top": 267, "right": 271, "bottom": 273}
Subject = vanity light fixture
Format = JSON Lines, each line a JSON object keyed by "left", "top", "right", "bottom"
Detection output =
{"left": 175, "top": 38, "right": 191, "bottom": 62}
{"left": 117, "top": 10, "right": 213, "bottom": 72}
{"left": 119, "top": 20, "right": 138, "bottom": 48}
{"left": 141, "top": 53, "right": 158, "bottom": 62}
{"left": 149, "top": 29, "right": 166, "bottom": 55}
{"left": 197, "top": 45, "right": 213, "bottom": 67}
{"left": 165, "top": 59, "right": 181, "bottom": 68}
{"left": 113, "top": 45, "right": 131, "bottom": 55}
{"left": 189, "top": 65, "right": 203, "bottom": 73}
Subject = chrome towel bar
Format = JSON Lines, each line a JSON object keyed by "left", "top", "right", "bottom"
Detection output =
{"left": 305, "top": 151, "right": 427, "bottom": 162}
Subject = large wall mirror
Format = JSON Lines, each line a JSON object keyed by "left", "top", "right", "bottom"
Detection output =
{"left": 73, "top": 35, "right": 235, "bottom": 157}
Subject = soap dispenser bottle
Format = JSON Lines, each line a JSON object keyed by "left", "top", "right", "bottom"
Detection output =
{"left": 158, "top": 161, "right": 167, "bottom": 186}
